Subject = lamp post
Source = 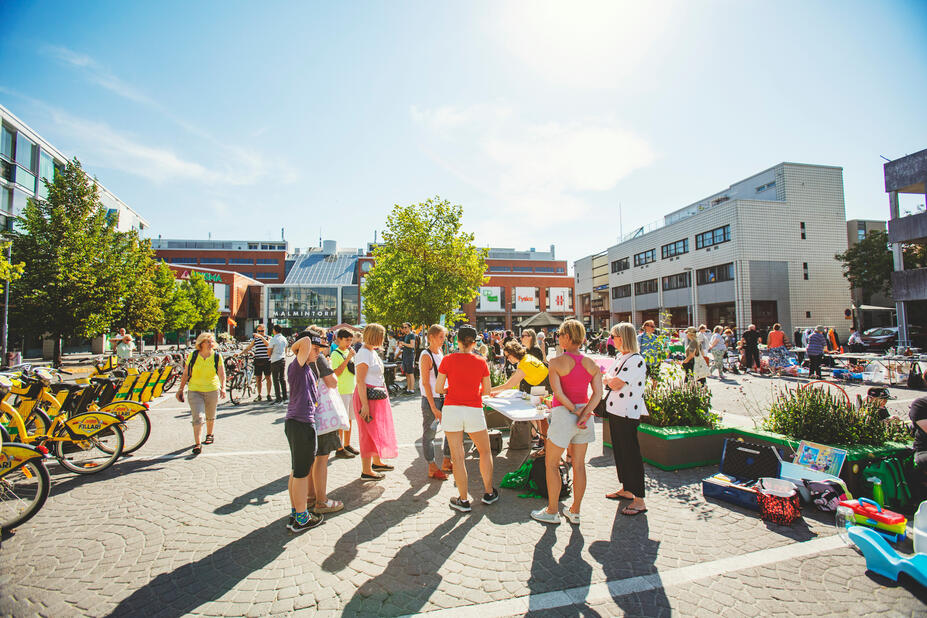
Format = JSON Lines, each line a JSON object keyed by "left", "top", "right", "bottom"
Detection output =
{"left": 682, "top": 267, "right": 698, "bottom": 327}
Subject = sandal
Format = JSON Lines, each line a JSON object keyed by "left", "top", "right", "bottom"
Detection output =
{"left": 361, "top": 472, "right": 385, "bottom": 481}
{"left": 372, "top": 463, "right": 394, "bottom": 471}
{"left": 428, "top": 469, "right": 448, "bottom": 481}
{"left": 314, "top": 499, "right": 344, "bottom": 514}
{"left": 621, "top": 505, "right": 648, "bottom": 516}
{"left": 192, "top": 445, "right": 202, "bottom": 455}
{"left": 606, "top": 491, "right": 635, "bottom": 501}
{"left": 203, "top": 434, "right": 214, "bottom": 445}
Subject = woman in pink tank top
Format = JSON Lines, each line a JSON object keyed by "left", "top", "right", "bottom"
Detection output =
{"left": 530, "top": 319, "right": 603, "bottom": 526}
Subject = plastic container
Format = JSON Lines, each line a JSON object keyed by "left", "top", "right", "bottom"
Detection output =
{"left": 839, "top": 498, "right": 907, "bottom": 535}
{"left": 914, "top": 501, "right": 927, "bottom": 554}
{"left": 758, "top": 477, "right": 797, "bottom": 498}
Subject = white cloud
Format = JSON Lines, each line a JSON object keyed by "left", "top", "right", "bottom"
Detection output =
{"left": 44, "top": 45, "right": 153, "bottom": 104}
{"left": 412, "top": 103, "right": 655, "bottom": 223}
{"left": 488, "top": 0, "right": 674, "bottom": 89}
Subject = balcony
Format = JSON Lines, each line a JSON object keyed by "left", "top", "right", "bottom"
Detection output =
{"left": 892, "top": 268, "right": 927, "bottom": 302}
{"left": 888, "top": 210, "right": 927, "bottom": 245}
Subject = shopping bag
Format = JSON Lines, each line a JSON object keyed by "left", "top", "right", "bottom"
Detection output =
{"left": 315, "top": 383, "right": 350, "bottom": 435}
{"left": 694, "top": 355, "right": 710, "bottom": 380}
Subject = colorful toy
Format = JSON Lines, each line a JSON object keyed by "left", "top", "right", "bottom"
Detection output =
{"left": 839, "top": 498, "right": 907, "bottom": 537}
{"left": 847, "top": 526, "right": 927, "bottom": 588}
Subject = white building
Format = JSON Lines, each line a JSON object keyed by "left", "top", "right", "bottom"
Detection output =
{"left": 0, "top": 104, "right": 148, "bottom": 234}
{"left": 575, "top": 162, "right": 852, "bottom": 337}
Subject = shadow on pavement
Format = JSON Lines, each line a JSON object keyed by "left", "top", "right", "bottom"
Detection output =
{"left": 526, "top": 525, "right": 599, "bottom": 617}
{"left": 106, "top": 517, "right": 294, "bottom": 617}
{"left": 589, "top": 510, "right": 669, "bottom": 615}
{"left": 321, "top": 462, "right": 442, "bottom": 573}
{"left": 214, "top": 475, "right": 289, "bottom": 515}
{"left": 46, "top": 445, "right": 192, "bottom": 497}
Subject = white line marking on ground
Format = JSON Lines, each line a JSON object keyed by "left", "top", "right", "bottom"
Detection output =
{"left": 410, "top": 534, "right": 846, "bottom": 617}
{"left": 128, "top": 449, "right": 291, "bottom": 462}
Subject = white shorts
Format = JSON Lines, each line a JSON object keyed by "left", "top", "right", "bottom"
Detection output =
{"left": 441, "top": 405, "right": 487, "bottom": 433}
{"left": 546, "top": 406, "right": 595, "bottom": 448}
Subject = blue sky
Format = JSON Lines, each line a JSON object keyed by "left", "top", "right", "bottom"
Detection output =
{"left": 2, "top": 1, "right": 926, "bottom": 267}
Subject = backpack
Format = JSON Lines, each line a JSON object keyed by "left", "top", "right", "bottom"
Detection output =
{"left": 527, "top": 456, "right": 571, "bottom": 500}
{"left": 332, "top": 348, "right": 355, "bottom": 375}
{"left": 187, "top": 352, "right": 220, "bottom": 380}
{"left": 862, "top": 456, "right": 913, "bottom": 509}
{"left": 802, "top": 479, "right": 848, "bottom": 512}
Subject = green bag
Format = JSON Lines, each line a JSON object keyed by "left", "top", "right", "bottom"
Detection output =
{"left": 861, "top": 456, "right": 912, "bottom": 509}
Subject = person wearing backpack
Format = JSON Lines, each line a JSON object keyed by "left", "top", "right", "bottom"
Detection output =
{"left": 420, "top": 324, "right": 452, "bottom": 480}
{"left": 175, "top": 332, "right": 226, "bottom": 455}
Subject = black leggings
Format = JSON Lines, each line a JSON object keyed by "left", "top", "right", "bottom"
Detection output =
{"left": 607, "top": 415, "right": 645, "bottom": 497}
{"left": 744, "top": 346, "right": 760, "bottom": 370}
{"left": 808, "top": 354, "right": 823, "bottom": 379}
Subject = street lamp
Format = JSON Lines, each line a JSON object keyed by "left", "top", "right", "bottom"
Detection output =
{"left": 682, "top": 267, "right": 698, "bottom": 327}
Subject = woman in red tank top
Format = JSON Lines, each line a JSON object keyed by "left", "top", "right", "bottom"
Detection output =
{"left": 530, "top": 319, "right": 603, "bottom": 526}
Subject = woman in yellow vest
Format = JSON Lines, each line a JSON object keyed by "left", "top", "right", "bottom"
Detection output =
{"left": 175, "top": 332, "right": 226, "bottom": 455}
{"left": 490, "top": 341, "right": 550, "bottom": 395}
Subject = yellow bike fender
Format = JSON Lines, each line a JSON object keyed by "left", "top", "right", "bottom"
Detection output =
{"left": 0, "top": 443, "right": 46, "bottom": 478}
{"left": 99, "top": 401, "right": 147, "bottom": 420}
{"left": 65, "top": 412, "right": 122, "bottom": 437}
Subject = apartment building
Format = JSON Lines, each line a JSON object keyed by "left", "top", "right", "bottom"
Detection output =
{"left": 575, "top": 162, "right": 852, "bottom": 337}
{"left": 1, "top": 104, "right": 148, "bottom": 233}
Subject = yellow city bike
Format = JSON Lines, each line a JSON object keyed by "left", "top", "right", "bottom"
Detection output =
{"left": 0, "top": 424, "right": 51, "bottom": 531}
{"left": 0, "top": 376, "right": 125, "bottom": 474}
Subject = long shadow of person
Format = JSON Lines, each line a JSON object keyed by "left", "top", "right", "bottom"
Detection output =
{"left": 525, "top": 526, "right": 599, "bottom": 617}
{"left": 341, "top": 511, "right": 484, "bottom": 616}
{"left": 589, "top": 511, "right": 669, "bottom": 615}
{"left": 213, "top": 475, "right": 290, "bottom": 515}
{"left": 320, "top": 461, "right": 443, "bottom": 574}
{"left": 106, "top": 517, "right": 295, "bottom": 617}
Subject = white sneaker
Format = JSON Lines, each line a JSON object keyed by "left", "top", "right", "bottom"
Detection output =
{"left": 531, "top": 508, "right": 561, "bottom": 524}
{"left": 563, "top": 510, "right": 580, "bottom": 525}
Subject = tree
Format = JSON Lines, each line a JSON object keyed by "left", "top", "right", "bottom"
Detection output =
{"left": 0, "top": 241, "right": 24, "bottom": 282}
{"left": 362, "top": 196, "right": 488, "bottom": 326}
{"left": 182, "top": 273, "right": 220, "bottom": 331}
{"left": 112, "top": 235, "right": 163, "bottom": 338}
{"left": 10, "top": 158, "right": 134, "bottom": 366}
{"left": 835, "top": 230, "right": 894, "bottom": 304}
{"left": 152, "top": 261, "right": 197, "bottom": 340}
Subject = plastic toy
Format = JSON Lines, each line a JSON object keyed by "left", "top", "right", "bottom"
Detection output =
{"left": 847, "top": 526, "right": 927, "bottom": 587}
{"left": 839, "top": 497, "right": 907, "bottom": 536}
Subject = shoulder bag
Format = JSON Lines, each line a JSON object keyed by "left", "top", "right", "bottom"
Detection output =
{"left": 593, "top": 353, "right": 641, "bottom": 417}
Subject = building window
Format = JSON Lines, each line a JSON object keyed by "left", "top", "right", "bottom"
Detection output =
{"left": 611, "top": 284, "right": 631, "bottom": 299}
{"left": 170, "top": 257, "right": 197, "bottom": 264}
{"left": 489, "top": 266, "right": 511, "bottom": 272}
{"left": 556, "top": 267, "right": 565, "bottom": 273}
{"left": 662, "top": 272, "right": 691, "bottom": 291}
{"left": 15, "top": 134, "right": 36, "bottom": 171}
{"left": 756, "top": 181, "right": 776, "bottom": 193}
{"left": 661, "top": 238, "right": 689, "bottom": 259}
{"left": 0, "top": 126, "right": 13, "bottom": 160}
{"left": 228, "top": 258, "right": 254, "bottom": 265}
{"left": 611, "top": 257, "right": 630, "bottom": 273}
{"left": 512, "top": 266, "right": 533, "bottom": 272}
{"left": 695, "top": 225, "right": 731, "bottom": 249}
{"left": 256, "top": 258, "right": 279, "bottom": 265}
{"left": 806, "top": 311, "right": 811, "bottom": 318}
{"left": 534, "top": 266, "right": 555, "bottom": 273}
{"left": 696, "top": 263, "right": 734, "bottom": 285}
{"left": 248, "top": 243, "right": 258, "bottom": 250}
{"left": 14, "top": 167, "right": 36, "bottom": 192}
{"left": 633, "top": 249, "right": 655, "bottom": 267}
{"left": 634, "top": 279, "right": 658, "bottom": 295}
{"left": 37, "top": 152, "right": 55, "bottom": 199}
{"left": 199, "top": 258, "right": 226, "bottom": 265}
{"left": 800, "top": 221, "right": 806, "bottom": 240}
{"left": 803, "top": 262, "right": 809, "bottom": 280}
{"left": 255, "top": 272, "right": 278, "bottom": 279}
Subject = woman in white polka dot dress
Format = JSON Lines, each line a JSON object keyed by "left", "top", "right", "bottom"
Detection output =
{"left": 603, "top": 322, "right": 648, "bottom": 516}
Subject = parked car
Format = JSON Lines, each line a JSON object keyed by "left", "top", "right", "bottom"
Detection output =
{"left": 861, "top": 326, "right": 922, "bottom": 351}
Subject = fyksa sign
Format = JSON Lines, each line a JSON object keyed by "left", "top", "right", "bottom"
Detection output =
{"left": 514, "top": 287, "right": 537, "bottom": 312}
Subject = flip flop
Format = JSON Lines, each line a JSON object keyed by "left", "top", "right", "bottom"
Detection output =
{"left": 606, "top": 491, "right": 635, "bottom": 501}
{"left": 621, "top": 505, "right": 648, "bottom": 516}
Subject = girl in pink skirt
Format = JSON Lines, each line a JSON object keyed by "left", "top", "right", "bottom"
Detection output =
{"left": 353, "top": 323, "right": 398, "bottom": 480}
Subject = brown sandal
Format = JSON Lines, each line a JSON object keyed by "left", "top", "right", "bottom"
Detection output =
{"left": 606, "top": 491, "right": 635, "bottom": 501}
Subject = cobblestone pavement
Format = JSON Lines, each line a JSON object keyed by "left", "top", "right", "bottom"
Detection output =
{"left": 1, "top": 374, "right": 925, "bottom": 617}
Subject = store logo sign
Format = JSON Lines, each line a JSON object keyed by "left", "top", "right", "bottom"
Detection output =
{"left": 179, "top": 270, "right": 223, "bottom": 283}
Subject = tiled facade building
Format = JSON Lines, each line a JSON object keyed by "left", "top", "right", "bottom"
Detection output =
{"left": 575, "top": 162, "right": 852, "bottom": 337}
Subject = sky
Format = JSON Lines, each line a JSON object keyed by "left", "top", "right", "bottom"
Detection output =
{"left": 2, "top": 1, "right": 926, "bottom": 269}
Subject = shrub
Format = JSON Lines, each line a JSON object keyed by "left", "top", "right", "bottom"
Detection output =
{"left": 763, "top": 387, "right": 906, "bottom": 446}
{"left": 644, "top": 380, "right": 718, "bottom": 428}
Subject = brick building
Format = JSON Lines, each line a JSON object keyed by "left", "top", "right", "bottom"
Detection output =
{"left": 153, "top": 238, "right": 288, "bottom": 284}
{"left": 166, "top": 264, "right": 263, "bottom": 338}
{"left": 461, "top": 246, "right": 574, "bottom": 331}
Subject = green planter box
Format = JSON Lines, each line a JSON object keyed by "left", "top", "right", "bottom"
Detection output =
{"left": 603, "top": 421, "right": 731, "bottom": 471}
{"left": 726, "top": 427, "right": 912, "bottom": 496}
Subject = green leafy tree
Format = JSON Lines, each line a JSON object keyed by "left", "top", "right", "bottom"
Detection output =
{"left": 112, "top": 235, "right": 163, "bottom": 339}
{"left": 362, "top": 196, "right": 488, "bottom": 326}
{"left": 151, "top": 261, "right": 197, "bottom": 340}
{"left": 10, "top": 158, "right": 132, "bottom": 366}
{"left": 0, "top": 241, "right": 24, "bottom": 282}
{"left": 182, "top": 272, "right": 220, "bottom": 331}
{"left": 834, "top": 230, "right": 894, "bottom": 303}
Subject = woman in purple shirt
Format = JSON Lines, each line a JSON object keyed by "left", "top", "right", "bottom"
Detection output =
{"left": 284, "top": 331, "right": 326, "bottom": 533}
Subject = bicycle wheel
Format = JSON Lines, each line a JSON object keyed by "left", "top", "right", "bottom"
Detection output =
{"left": 54, "top": 425, "right": 124, "bottom": 474}
{"left": 228, "top": 374, "right": 242, "bottom": 406}
{"left": 0, "top": 460, "right": 50, "bottom": 530}
{"left": 120, "top": 411, "right": 151, "bottom": 455}
{"left": 163, "top": 367, "right": 180, "bottom": 392}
